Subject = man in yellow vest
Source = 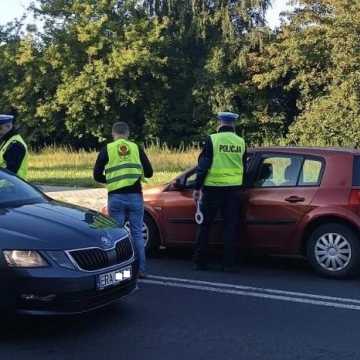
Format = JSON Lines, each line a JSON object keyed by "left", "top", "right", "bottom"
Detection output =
{"left": 0, "top": 115, "right": 28, "bottom": 179}
{"left": 193, "top": 112, "right": 246, "bottom": 272}
{"left": 93, "top": 122, "right": 153, "bottom": 278}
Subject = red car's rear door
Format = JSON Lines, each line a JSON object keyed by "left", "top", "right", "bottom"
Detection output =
{"left": 245, "top": 153, "right": 324, "bottom": 253}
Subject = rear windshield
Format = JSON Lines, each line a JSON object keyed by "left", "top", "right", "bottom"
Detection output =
{"left": 353, "top": 156, "right": 360, "bottom": 186}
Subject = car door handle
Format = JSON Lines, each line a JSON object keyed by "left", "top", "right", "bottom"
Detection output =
{"left": 285, "top": 196, "right": 305, "bottom": 203}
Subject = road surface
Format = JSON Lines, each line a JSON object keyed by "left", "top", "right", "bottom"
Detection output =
{"left": 2, "top": 252, "right": 360, "bottom": 360}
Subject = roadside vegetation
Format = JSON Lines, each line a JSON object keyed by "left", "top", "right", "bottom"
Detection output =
{"left": 2, "top": 0, "right": 359, "bottom": 152}
{"left": 1, "top": 0, "right": 359, "bottom": 189}
{"left": 28, "top": 145, "right": 200, "bottom": 187}
{"left": 29, "top": 138, "right": 322, "bottom": 187}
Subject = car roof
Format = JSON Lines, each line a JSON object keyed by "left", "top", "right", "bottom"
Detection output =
{"left": 250, "top": 146, "right": 360, "bottom": 156}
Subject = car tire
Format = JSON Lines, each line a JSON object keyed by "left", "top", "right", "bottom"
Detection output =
{"left": 124, "top": 213, "right": 160, "bottom": 257}
{"left": 307, "top": 223, "right": 360, "bottom": 278}
{"left": 144, "top": 212, "right": 160, "bottom": 257}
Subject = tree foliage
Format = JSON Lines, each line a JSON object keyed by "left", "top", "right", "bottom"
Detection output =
{"left": 0, "top": 0, "right": 273, "bottom": 147}
{"left": 2, "top": 0, "right": 360, "bottom": 148}
{"left": 253, "top": 0, "right": 360, "bottom": 147}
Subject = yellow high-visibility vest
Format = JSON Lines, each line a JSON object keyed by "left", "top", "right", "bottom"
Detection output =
{"left": 204, "top": 132, "right": 245, "bottom": 187}
{"left": 105, "top": 139, "right": 144, "bottom": 192}
{"left": 0, "top": 134, "right": 28, "bottom": 179}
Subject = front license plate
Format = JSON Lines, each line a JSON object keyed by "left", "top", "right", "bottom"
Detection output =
{"left": 97, "top": 267, "right": 132, "bottom": 290}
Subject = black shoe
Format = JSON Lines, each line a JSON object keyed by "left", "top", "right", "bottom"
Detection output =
{"left": 194, "top": 263, "right": 208, "bottom": 271}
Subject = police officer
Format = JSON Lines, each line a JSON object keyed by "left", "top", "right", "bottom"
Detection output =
{"left": 93, "top": 122, "right": 153, "bottom": 279}
{"left": 193, "top": 112, "right": 246, "bottom": 271}
{"left": 0, "top": 115, "right": 28, "bottom": 179}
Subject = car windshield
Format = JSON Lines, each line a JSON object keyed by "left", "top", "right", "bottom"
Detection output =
{"left": 0, "top": 170, "right": 45, "bottom": 207}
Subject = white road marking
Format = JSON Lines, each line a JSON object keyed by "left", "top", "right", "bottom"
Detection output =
{"left": 139, "top": 275, "right": 360, "bottom": 311}
{"left": 145, "top": 275, "right": 360, "bottom": 304}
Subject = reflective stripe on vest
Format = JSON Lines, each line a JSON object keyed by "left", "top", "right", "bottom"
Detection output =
{"left": 105, "top": 139, "right": 144, "bottom": 192}
{"left": 0, "top": 134, "right": 28, "bottom": 179}
{"left": 204, "top": 132, "right": 245, "bottom": 187}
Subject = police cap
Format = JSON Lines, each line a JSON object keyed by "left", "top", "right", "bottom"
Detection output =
{"left": 0, "top": 115, "right": 14, "bottom": 125}
{"left": 217, "top": 112, "right": 239, "bottom": 123}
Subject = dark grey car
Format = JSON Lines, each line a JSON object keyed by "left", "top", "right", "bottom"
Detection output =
{"left": 0, "top": 170, "right": 138, "bottom": 315}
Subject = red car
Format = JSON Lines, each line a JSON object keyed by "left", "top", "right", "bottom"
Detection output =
{"left": 103, "top": 147, "right": 360, "bottom": 278}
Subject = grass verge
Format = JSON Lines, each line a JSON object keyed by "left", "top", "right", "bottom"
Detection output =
{"left": 28, "top": 145, "right": 199, "bottom": 187}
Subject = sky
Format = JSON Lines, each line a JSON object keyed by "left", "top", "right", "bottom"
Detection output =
{"left": 0, "top": 0, "right": 291, "bottom": 29}
{"left": 267, "top": 0, "right": 292, "bottom": 28}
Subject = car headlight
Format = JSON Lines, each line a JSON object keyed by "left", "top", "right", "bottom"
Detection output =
{"left": 3, "top": 250, "right": 48, "bottom": 268}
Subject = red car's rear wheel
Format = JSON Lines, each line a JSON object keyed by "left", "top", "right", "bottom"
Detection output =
{"left": 307, "top": 223, "right": 360, "bottom": 278}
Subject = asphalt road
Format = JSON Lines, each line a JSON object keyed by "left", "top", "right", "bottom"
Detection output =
{"left": 2, "top": 251, "right": 360, "bottom": 360}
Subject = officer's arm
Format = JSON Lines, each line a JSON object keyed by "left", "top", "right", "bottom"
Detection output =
{"left": 3, "top": 142, "right": 26, "bottom": 175}
{"left": 195, "top": 136, "right": 213, "bottom": 190}
{"left": 93, "top": 147, "right": 108, "bottom": 184}
{"left": 139, "top": 147, "right": 153, "bottom": 178}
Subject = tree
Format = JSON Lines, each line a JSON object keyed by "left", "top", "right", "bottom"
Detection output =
{"left": 0, "top": 0, "right": 271, "bottom": 147}
{"left": 253, "top": 0, "right": 360, "bottom": 147}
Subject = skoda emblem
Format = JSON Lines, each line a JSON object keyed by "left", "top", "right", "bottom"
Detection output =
{"left": 101, "top": 236, "right": 113, "bottom": 249}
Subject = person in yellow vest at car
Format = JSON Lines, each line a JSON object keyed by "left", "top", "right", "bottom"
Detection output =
{"left": 0, "top": 114, "right": 28, "bottom": 179}
{"left": 93, "top": 122, "right": 153, "bottom": 279}
{"left": 193, "top": 112, "right": 246, "bottom": 272}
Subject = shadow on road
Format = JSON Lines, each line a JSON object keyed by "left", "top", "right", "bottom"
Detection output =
{"left": 0, "top": 300, "right": 136, "bottom": 342}
{"left": 2, "top": 249, "right": 358, "bottom": 348}
{"left": 156, "top": 247, "right": 312, "bottom": 274}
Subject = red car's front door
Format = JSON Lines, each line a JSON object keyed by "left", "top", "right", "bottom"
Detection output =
{"left": 161, "top": 187, "right": 196, "bottom": 244}
{"left": 161, "top": 171, "right": 222, "bottom": 245}
{"left": 245, "top": 153, "right": 324, "bottom": 253}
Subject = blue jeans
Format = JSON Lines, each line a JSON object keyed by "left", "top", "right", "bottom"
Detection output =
{"left": 108, "top": 193, "right": 146, "bottom": 273}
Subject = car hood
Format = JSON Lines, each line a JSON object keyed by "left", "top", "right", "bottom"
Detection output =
{"left": 143, "top": 185, "right": 165, "bottom": 199}
{"left": 0, "top": 200, "right": 127, "bottom": 251}
{"left": 143, "top": 185, "right": 167, "bottom": 208}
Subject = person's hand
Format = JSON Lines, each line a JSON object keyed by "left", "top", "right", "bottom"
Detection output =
{"left": 193, "top": 189, "right": 202, "bottom": 202}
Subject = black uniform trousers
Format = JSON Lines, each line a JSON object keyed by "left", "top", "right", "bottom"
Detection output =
{"left": 194, "top": 188, "right": 243, "bottom": 268}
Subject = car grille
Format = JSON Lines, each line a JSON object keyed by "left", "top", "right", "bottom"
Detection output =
{"left": 116, "top": 236, "right": 133, "bottom": 263}
{"left": 69, "top": 237, "right": 133, "bottom": 271}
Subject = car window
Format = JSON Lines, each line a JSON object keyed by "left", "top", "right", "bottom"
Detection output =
{"left": 185, "top": 172, "right": 197, "bottom": 188}
{"left": 353, "top": 156, "right": 360, "bottom": 186}
{"left": 184, "top": 154, "right": 252, "bottom": 189}
{"left": 246, "top": 154, "right": 254, "bottom": 171}
{"left": 254, "top": 155, "right": 303, "bottom": 188}
{"left": 0, "top": 171, "right": 45, "bottom": 207}
{"left": 299, "top": 159, "right": 323, "bottom": 186}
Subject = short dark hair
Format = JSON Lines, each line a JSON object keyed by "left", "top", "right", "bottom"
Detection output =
{"left": 112, "top": 122, "right": 130, "bottom": 136}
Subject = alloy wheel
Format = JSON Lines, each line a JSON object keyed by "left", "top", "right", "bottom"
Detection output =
{"left": 314, "top": 233, "right": 352, "bottom": 272}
